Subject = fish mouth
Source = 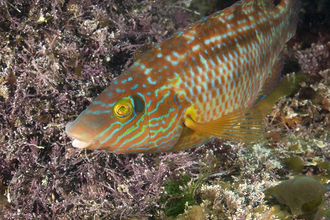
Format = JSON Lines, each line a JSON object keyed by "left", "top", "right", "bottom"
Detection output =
{"left": 71, "top": 139, "right": 98, "bottom": 149}
{"left": 65, "top": 121, "right": 99, "bottom": 149}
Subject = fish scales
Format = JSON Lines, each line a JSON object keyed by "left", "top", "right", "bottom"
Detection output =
{"left": 66, "top": 0, "right": 301, "bottom": 153}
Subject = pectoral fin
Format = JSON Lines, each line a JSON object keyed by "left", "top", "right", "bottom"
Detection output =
{"left": 184, "top": 107, "right": 264, "bottom": 143}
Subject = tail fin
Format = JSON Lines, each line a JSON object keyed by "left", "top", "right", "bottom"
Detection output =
{"left": 287, "top": 0, "right": 301, "bottom": 39}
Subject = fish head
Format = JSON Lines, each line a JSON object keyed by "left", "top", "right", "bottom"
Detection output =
{"left": 65, "top": 77, "right": 151, "bottom": 153}
{"left": 66, "top": 49, "right": 189, "bottom": 153}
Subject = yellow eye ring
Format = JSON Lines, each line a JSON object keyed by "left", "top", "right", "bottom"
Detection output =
{"left": 113, "top": 98, "right": 133, "bottom": 119}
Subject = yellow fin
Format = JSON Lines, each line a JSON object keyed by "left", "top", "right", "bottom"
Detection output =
{"left": 184, "top": 107, "right": 264, "bottom": 143}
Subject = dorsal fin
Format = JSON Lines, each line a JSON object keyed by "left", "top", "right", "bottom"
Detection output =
{"left": 133, "top": 43, "right": 153, "bottom": 62}
{"left": 256, "top": 0, "right": 274, "bottom": 8}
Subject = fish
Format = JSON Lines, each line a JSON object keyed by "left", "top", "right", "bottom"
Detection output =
{"left": 65, "top": 0, "right": 301, "bottom": 153}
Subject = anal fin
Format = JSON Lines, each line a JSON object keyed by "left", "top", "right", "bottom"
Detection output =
{"left": 255, "top": 56, "right": 284, "bottom": 105}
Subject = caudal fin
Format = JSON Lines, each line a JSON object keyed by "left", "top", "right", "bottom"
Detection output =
{"left": 286, "top": 0, "right": 301, "bottom": 40}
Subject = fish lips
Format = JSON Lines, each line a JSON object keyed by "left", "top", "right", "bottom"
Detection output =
{"left": 65, "top": 121, "right": 100, "bottom": 149}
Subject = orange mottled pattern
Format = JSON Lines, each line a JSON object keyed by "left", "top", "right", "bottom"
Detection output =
{"left": 135, "top": 0, "right": 298, "bottom": 123}
{"left": 66, "top": 0, "right": 300, "bottom": 153}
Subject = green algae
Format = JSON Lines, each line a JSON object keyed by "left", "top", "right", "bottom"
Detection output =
{"left": 282, "top": 156, "right": 305, "bottom": 173}
{"left": 265, "top": 176, "right": 328, "bottom": 218}
{"left": 161, "top": 169, "right": 212, "bottom": 217}
{"left": 161, "top": 174, "right": 195, "bottom": 217}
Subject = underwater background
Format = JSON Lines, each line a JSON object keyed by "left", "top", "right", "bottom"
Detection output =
{"left": 0, "top": 0, "right": 329, "bottom": 219}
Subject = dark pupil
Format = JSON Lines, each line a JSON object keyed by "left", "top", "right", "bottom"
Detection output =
{"left": 133, "top": 96, "right": 144, "bottom": 113}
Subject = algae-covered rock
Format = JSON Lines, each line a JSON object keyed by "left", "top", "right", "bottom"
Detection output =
{"left": 266, "top": 176, "right": 328, "bottom": 216}
{"left": 175, "top": 205, "right": 206, "bottom": 220}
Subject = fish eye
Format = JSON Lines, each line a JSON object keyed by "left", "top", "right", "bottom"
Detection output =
{"left": 113, "top": 98, "right": 133, "bottom": 119}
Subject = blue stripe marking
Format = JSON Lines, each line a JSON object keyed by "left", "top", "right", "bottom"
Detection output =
{"left": 97, "top": 97, "right": 149, "bottom": 150}
{"left": 86, "top": 109, "right": 112, "bottom": 115}
{"left": 131, "top": 84, "right": 139, "bottom": 90}
{"left": 187, "top": 36, "right": 195, "bottom": 44}
{"left": 114, "top": 130, "right": 149, "bottom": 152}
{"left": 150, "top": 111, "right": 177, "bottom": 138}
{"left": 116, "top": 88, "right": 126, "bottom": 93}
{"left": 92, "top": 101, "right": 103, "bottom": 105}
{"left": 149, "top": 122, "right": 159, "bottom": 127}
{"left": 147, "top": 77, "right": 157, "bottom": 85}
{"left": 94, "top": 99, "right": 136, "bottom": 139}
{"left": 192, "top": 45, "right": 200, "bottom": 51}
{"left": 145, "top": 68, "right": 152, "bottom": 74}
{"left": 149, "top": 91, "right": 170, "bottom": 115}
{"left": 149, "top": 99, "right": 183, "bottom": 148}
{"left": 116, "top": 112, "right": 152, "bottom": 150}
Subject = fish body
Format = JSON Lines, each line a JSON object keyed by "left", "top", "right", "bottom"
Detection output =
{"left": 66, "top": 0, "right": 301, "bottom": 153}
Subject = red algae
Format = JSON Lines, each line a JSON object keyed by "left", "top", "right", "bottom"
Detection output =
{"left": 0, "top": 0, "right": 329, "bottom": 219}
